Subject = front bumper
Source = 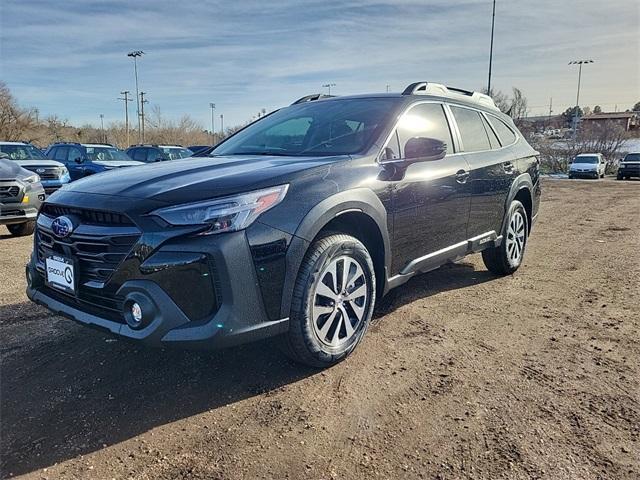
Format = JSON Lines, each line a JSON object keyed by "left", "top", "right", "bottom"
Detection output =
{"left": 618, "top": 165, "right": 640, "bottom": 178}
{"left": 569, "top": 170, "right": 598, "bottom": 178}
{"left": 26, "top": 222, "right": 289, "bottom": 349}
{"left": 0, "top": 182, "right": 44, "bottom": 225}
{"left": 40, "top": 179, "right": 68, "bottom": 195}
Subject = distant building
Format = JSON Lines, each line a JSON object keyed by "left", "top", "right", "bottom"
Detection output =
{"left": 580, "top": 112, "right": 638, "bottom": 131}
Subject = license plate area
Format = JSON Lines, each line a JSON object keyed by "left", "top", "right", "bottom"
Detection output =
{"left": 45, "top": 255, "right": 76, "bottom": 294}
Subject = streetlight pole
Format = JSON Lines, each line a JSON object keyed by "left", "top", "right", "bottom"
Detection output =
{"left": 209, "top": 103, "right": 216, "bottom": 144}
{"left": 568, "top": 59, "right": 594, "bottom": 136}
{"left": 99, "top": 114, "right": 105, "bottom": 143}
{"left": 487, "top": 0, "right": 496, "bottom": 94}
{"left": 118, "top": 91, "right": 132, "bottom": 146}
{"left": 139, "top": 92, "right": 148, "bottom": 143}
{"left": 127, "top": 50, "right": 144, "bottom": 143}
{"left": 322, "top": 83, "right": 336, "bottom": 95}
{"left": 220, "top": 114, "right": 224, "bottom": 137}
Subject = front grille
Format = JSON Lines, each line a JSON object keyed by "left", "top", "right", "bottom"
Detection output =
{"left": 0, "top": 185, "right": 20, "bottom": 198}
{"left": 0, "top": 209, "right": 24, "bottom": 218}
{"left": 41, "top": 204, "right": 134, "bottom": 226}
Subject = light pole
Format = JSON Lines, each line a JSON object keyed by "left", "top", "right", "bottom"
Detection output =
{"left": 386, "top": 84, "right": 390, "bottom": 93}
{"left": 118, "top": 91, "right": 132, "bottom": 146}
{"left": 127, "top": 50, "right": 144, "bottom": 143}
{"left": 487, "top": 0, "right": 496, "bottom": 94}
{"left": 209, "top": 103, "right": 216, "bottom": 144}
{"left": 220, "top": 114, "right": 224, "bottom": 137}
{"left": 568, "top": 59, "right": 594, "bottom": 136}
{"left": 322, "top": 83, "right": 336, "bottom": 95}
{"left": 99, "top": 114, "right": 105, "bottom": 143}
{"left": 139, "top": 92, "right": 148, "bottom": 143}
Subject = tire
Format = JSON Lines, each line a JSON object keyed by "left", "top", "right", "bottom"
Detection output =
{"left": 482, "top": 200, "right": 528, "bottom": 275}
{"left": 7, "top": 221, "right": 35, "bottom": 237}
{"left": 281, "top": 234, "right": 376, "bottom": 368}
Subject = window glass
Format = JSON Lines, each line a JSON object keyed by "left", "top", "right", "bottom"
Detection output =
{"left": 131, "top": 149, "right": 147, "bottom": 161}
{"left": 481, "top": 115, "right": 501, "bottom": 149}
{"left": 450, "top": 106, "right": 491, "bottom": 152}
{"left": 486, "top": 115, "right": 517, "bottom": 146}
{"left": 53, "top": 146, "right": 69, "bottom": 162}
{"left": 0, "top": 144, "right": 47, "bottom": 160}
{"left": 395, "top": 103, "right": 454, "bottom": 157}
{"left": 147, "top": 149, "right": 164, "bottom": 161}
{"left": 162, "top": 147, "right": 192, "bottom": 160}
{"left": 67, "top": 147, "right": 83, "bottom": 163}
{"left": 213, "top": 98, "right": 398, "bottom": 157}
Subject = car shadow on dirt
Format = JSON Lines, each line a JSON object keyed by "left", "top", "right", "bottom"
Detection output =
{"left": 0, "top": 261, "right": 498, "bottom": 477}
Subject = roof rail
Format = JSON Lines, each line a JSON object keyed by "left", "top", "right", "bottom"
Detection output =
{"left": 402, "top": 82, "right": 499, "bottom": 111}
{"left": 291, "top": 93, "right": 335, "bottom": 105}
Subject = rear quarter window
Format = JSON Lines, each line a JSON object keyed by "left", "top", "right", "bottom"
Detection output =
{"left": 486, "top": 115, "right": 517, "bottom": 146}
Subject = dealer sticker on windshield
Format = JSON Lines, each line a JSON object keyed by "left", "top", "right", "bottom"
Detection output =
{"left": 45, "top": 255, "right": 75, "bottom": 293}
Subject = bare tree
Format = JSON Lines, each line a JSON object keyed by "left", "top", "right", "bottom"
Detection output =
{"left": 0, "top": 81, "right": 38, "bottom": 141}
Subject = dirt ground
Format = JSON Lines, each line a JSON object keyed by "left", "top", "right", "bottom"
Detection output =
{"left": 1, "top": 178, "right": 639, "bottom": 480}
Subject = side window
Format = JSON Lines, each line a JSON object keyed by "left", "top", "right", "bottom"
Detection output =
{"left": 481, "top": 115, "right": 501, "bottom": 149}
{"left": 67, "top": 147, "right": 83, "bottom": 163}
{"left": 394, "top": 103, "right": 454, "bottom": 158}
{"left": 486, "top": 115, "right": 517, "bottom": 146}
{"left": 53, "top": 146, "right": 69, "bottom": 162}
{"left": 450, "top": 106, "right": 491, "bottom": 152}
{"left": 147, "top": 148, "right": 163, "bottom": 161}
{"left": 132, "top": 148, "right": 146, "bottom": 161}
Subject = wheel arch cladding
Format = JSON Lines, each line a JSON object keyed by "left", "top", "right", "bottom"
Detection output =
{"left": 504, "top": 173, "right": 533, "bottom": 232}
{"left": 280, "top": 189, "right": 391, "bottom": 316}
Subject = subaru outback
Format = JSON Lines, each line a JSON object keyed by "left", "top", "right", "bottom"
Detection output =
{"left": 26, "top": 82, "right": 541, "bottom": 367}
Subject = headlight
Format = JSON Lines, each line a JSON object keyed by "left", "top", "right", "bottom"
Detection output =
{"left": 151, "top": 184, "right": 289, "bottom": 234}
{"left": 23, "top": 173, "right": 40, "bottom": 184}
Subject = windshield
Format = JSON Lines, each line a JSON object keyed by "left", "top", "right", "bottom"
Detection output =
{"left": 0, "top": 144, "right": 47, "bottom": 160}
{"left": 163, "top": 147, "right": 193, "bottom": 160}
{"left": 624, "top": 153, "right": 640, "bottom": 161}
{"left": 212, "top": 98, "right": 399, "bottom": 157}
{"left": 574, "top": 156, "right": 599, "bottom": 164}
{"left": 85, "top": 147, "right": 132, "bottom": 162}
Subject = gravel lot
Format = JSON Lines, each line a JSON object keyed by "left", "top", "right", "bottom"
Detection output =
{"left": 1, "top": 178, "right": 639, "bottom": 480}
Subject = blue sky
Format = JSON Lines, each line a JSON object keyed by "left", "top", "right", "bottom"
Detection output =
{"left": 1, "top": 0, "right": 638, "bottom": 130}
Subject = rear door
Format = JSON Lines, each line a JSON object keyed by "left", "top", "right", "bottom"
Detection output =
{"left": 66, "top": 146, "right": 86, "bottom": 179}
{"left": 387, "top": 102, "right": 471, "bottom": 273}
{"left": 449, "top": 105, "right": 514, "bottom": 237}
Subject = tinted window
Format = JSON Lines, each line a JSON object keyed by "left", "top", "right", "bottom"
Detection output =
{"left": 213, "top": 98, "right": 398, "bottom": 157}
{"left": 162, "top": 147, "right": 192, "bottom": 160}
{"left": 147, "top": 149, "right": 164, "bottom": 161}
{"left": 574, "top": 156, "right": 599, "bottom": 164}
{"left": 0, "top": 144, "right": 47, "bottom": 160}
{"left": 395, "top": 103, "right": 454, "bottom": 158}
{"left": 481, "top": 115, "right": 500, "bottom": 149}
{"left": 450, "top": 106, "right": 491, "bottom": 152}
{"left": 624, "top": 153, "right": 640, "bottom": 161}
{"left": 67, "top": 147, "right": 83, "bottom": 163}
{"left": 85, "top": 146, "right": 132, "bottom": 162}
{"left": 486, "top": 115, "right": 517, "bottom": 146}
{"left": 53, "top": 146, "right": 69, "bottom": 162}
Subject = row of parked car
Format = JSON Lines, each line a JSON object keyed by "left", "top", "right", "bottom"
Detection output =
{"left": 568, "top": 152, "right": 640, "bottom": 180}
{"left": 0, "top": 141, "right": 211, "bottom": 236}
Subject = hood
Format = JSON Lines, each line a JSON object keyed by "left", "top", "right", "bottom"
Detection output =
{"left": 94, "top": 160, "right": 145, "bottom": 168}
{"left": 64, "top": 155, "right": 348, "bottom": 204}
{"left": 14, "top": 159, "right": 65, "bottom": 169}
{"left": 0, "top": 159, "right": 33, "bottom": 180}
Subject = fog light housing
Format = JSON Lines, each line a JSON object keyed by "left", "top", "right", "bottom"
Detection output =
{"left": 123, "top": 294, "right": 154, "bottom": 330}
{"left": 131, "top": 303, "right": 143, "bottom": 324}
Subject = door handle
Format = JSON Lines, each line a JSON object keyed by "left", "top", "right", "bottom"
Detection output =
{"left": 455, "top": 169, "right": 469, "bottom": 184}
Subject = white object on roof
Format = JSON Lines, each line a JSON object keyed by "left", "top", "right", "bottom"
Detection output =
{"left": 403, "top": 82, "right": 500, "bottom": 111}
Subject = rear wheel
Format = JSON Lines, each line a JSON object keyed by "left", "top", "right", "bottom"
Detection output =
{"left": 281, "top": 234, "right": 376, "bottom": 368}
{"left": 7, "top": 221, "right": 35, "bottom": 237}
{"left": 482, "top": 200, "right": 528, "bottom": 275}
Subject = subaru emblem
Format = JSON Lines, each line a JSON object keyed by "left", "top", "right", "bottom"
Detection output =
{"left": 51, "top": 216, "right": 74, "bottom": 238}
{"left": 36, "top": 168, "right": 45, "bottom": 174}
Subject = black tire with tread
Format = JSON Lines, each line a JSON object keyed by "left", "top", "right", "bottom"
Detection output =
{"left": 482, "top": 200, "right": 528, "bottom": 275}
{"left": 7, "top": 221, "right": 35, "bottom": 237}
{"left": 280, "top": 233, "right": 376, "bottom": 368}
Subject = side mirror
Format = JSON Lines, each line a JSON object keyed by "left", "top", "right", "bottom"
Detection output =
{"left": 74, "top": 156, "right": 84, "bottom": 164}
{"left": 154, "top": 156, "right": 164, "bottom": 162}
{"left": 403, "top": 137, "right": 447, "bottom": 162}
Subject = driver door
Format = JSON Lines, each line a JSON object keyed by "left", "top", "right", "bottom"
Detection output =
{"left": 386, "top": 102, "right": 471, "bottom": 274}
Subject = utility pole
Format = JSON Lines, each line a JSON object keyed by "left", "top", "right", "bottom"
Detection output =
{"left": 487, "top": 0, "right": 496, "bottom": 93}
{"left": 99, "top": 114, "right": 105, "bottom": 143}
{"left": 127, "top": 50, "right": 144, "bottom": 142}
{"left": 568, "top": 59, "right": 594, "bottom": 137}
{"left": 220, "top": 114, "right": 224, "bottom": 137}
{"left": 118, "top": 91, "right": 133, "bottom": 146}
{"left": 140, "top": 92, "right": 148, "bottom": 143}
{"left": 209, "top": 103, "right": 216, "bottom": 144}
{"left": 547, "top": 97, "right": 553, "bottom": 128}
{"left": 322, "top": 83, "right": 336, "bottom": 95}
{"left": 386, "top": 84, "right": 390, "bottom": 93}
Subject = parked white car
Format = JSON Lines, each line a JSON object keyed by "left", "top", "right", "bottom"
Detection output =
{"left": 568, "top": 153, "right": 606, "bottom": 179}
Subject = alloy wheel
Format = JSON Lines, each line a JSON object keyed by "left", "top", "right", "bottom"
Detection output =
{"left": 506, "top": 210, "right": 526, "bottom": 265}
{"left": 311, "top": 255, "right": 368, "bottom": 347}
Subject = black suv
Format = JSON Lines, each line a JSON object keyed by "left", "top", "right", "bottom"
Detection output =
{"left": 26, "top": 83, "right": 541, "bottom": 367}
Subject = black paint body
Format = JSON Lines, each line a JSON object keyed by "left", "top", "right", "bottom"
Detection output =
{"left": 27, "top": 93, "right": 541, "bottom": 349}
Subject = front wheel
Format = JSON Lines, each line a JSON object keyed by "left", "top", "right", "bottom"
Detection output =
{"left": 281, "top": 234, "right": 376, "bottom": 368}
{"left": 7, "top": 221, "right": 35, "bottom": 237}
{"left": 482, "top": 200, "right": 528, "bottom": 275}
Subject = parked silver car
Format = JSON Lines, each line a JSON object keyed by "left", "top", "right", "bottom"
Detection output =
{"left": 0, "top": 157, "right": 45, "bottom": 236}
